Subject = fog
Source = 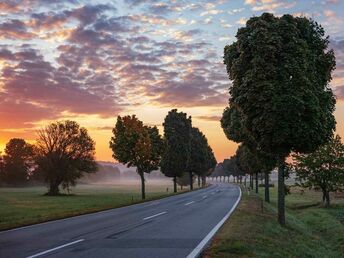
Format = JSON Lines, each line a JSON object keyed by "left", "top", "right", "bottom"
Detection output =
{"left": 78, "top": 161, "right": 173, "bottom": 186}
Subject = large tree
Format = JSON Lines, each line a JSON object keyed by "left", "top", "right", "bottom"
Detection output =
{"left": 293, "top": 135, "right": 344, "bottom": 207}
{"left": 36, "top": 120, "right": 97, "bottom": 195}
{"left": 2, "top": 138, "right": 34, "bottom": 185}
{"left": 161, "top": 109, "right": 192, "bottom": 192}
{"left": 189, "top": 127, "right": 216, "bottom": 188}
{"left": 110, "top": 115, "right": 164, "bottom": 199}
{"left": 222, "top": 13, "right": 336, "bottom": 225}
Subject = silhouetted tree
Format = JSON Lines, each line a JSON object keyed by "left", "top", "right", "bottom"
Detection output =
{"left": 161, "top": 109, "right": 192, "bottom": 192}
{"left": 36, "top": 120, "right": 97, "bottom": 195}
{"left": 110, "top": 115, "right": 164, "bottom": 199}
{"left": 223, "top": 13, "right": 336, "bottom": 225}
{"left": 2, "top": 138, "right": 34, "bottom": 185}
{"left": 293, "top": 135, "right": 344, "bottom": 207}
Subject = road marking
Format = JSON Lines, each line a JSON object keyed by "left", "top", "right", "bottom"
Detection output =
{"left": 186, "top": 185, "right": 242, "bottom": 258}
{"left": 202, "top": 195, "right": 207, "bottom": 199}
{"left": 142, "top": 211, "right": 167, "bottom": 220}
{"left": 185, "top": 201, "right": 194, "bottom": 206}
{"left": 26, "top": 239, "right": 84, "bottom": 258}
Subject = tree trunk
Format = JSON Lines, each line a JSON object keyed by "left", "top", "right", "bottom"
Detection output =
{"left": 189, "top": 172, "right": 193, "bottom": 190}
{"left": 264, "top": 172, "right": 270, "bottom": 203}
{"left": 278, "top": 160, "right": 286, "bottom": 226}
{"left": 244, "top": 176, "right": 247, "bottom": 187}
{"left": 197, "top": 175, "right": 200, "bottom": 187}
{"left": 255, "top": 171, "right": 258, "bottom": 194}
{"left": 325, "top": 191, "right": 330, "bottom": 207}
{"left": 47, "top": 180, "right": 60, "bottom": 195}
{"left": 139, "top": 172, "right": 145, "bottom": 200}
{"left": 202, "top": 175, "right": 206, "bottom": 187}
{"left": 173, "top": 176, "right": 177, "bottom": 193}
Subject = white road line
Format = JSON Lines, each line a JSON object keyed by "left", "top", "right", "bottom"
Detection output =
{"left": 185, "top": 201, "right": 194, "bottom": 206}
{"left": 202, "top": 195, "right": 207, "bottom": 199}
{"left": 26, "top": 239, "right": 84, "bottom": 258}
{"left": 186, "top": 185, "right": 242, "bottom": 258}
{"left": 142, "top": 211, "right": 167, "bottom": 220}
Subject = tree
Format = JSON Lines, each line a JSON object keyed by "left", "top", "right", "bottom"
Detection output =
{"left": 161, "top": 109, "right": 192, "bottom": 192}
{"left": 2, "top": 138, "right": 34, "bottom": 185}
{"left": 189, "top": 127, "right": 216, "bottom": 188}
{"left": 204, "top": 143, "right": 217, "bottom": 186}
{"left": 222, "top": 13, "right": 336, "bottom": 225}
{"left": 236, "top": 144, "right": 260, "bottom": 192}
{"left": 0, "top": 152, "right": 4, "bottom": 184}
{"left": 293, "top": 135, "right": 344, "bottom": 207}
{"left": 110, "top": 115, "right": 164, "bottom": 199}
{"left": 36, "top": 120, "right": 97, "bottom": 195}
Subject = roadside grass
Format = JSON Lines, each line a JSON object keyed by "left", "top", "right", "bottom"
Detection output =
{"left": 204, "top": 186, "right": 344, "bottom": 258}
{"left": 0, "top": 182, "right": 197, "bottom": 231}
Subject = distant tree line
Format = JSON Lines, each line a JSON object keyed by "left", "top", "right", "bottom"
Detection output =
{"left": 110, "top": 109, "right": 217, "bottom": 200}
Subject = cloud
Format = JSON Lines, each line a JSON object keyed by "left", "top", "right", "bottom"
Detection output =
{"left": 245, "top": 0, "right": 296, "bottom": 12}
{"left": 195, "top": 115, "right": 222, "bottom": 122}
{"left": 0, "top": 19, "right": 35, "bottom": 40}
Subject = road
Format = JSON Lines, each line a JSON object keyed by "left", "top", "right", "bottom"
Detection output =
{"left": 0, "top": 183, "right": 241, "bottom": 258}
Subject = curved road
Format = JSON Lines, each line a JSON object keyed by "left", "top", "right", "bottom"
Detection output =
{"left": 0, "top": 183, "right": 241, "bottom": 258}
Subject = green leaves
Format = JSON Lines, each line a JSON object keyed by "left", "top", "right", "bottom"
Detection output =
{"left": 110, "top": 115, "right": 164, "bottom": 174}
{"left": 160, "top": 109, "right": 192, "bottom": 178}
{"left": 222, "top": 12, "right": 336, "bottom": 158}
{"left": 293, "top": 135, "right": 344, "bottom": 206}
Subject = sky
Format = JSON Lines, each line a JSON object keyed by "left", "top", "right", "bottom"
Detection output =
{"left": 0, "top": 0, "right": 344, "bottom": 162}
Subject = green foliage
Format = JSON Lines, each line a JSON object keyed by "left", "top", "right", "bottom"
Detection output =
{"left": 223, "top": 157, "right": 244, "bottom": 177}
{"left": 221, "top": 12, "right": 336, "bottom": 225}
{"left": 223, "top": 13, "right": 336, "bottom": 157}
{"left": 160, "top": 109, "right": 192, "bottom": 179}
{"left": 35, "top": 120, "right": 97, "bottom": 195}
{"left": 109, "top": 115, "right": 164, "bottom": 199}
{"left": 1, "top": 138, "right": 34, "bottom": 185}
{"left": 189, "top": 127, "right": 216, "bottom": 177}
{"left": 293, "top": 135, "right": 344, "bottom": 206}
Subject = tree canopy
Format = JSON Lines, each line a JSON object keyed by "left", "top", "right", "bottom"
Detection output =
{"left": 1, "top": 138, "right": 34, "bottom": 186}
{"left": 221, "top": 13, "right": 336, "bottom": 225}
{"left": 160, "top": 109, "right": 192, "bottom": 192}
{"left": 109, "top": 115, "right": 164, "bottom": 199}
{"left": 35, "top": 120, "right": 97, "bottom": 195}
{"left": 293, "top": 135, "right": 344, "bottom": 207}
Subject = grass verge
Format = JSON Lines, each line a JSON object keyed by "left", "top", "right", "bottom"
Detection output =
{"left": 204, "top": 186, "right": 344, "bottom": 258}
{"left": 0, "top": 183, "right": 201, "bottom": 231}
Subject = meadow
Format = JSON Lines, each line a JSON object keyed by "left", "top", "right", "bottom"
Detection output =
{"left": 205, "top": 186, "right": 344, "bottom": 258}
{"left": 0, "top": 180, "right": 185, "bottom": 230}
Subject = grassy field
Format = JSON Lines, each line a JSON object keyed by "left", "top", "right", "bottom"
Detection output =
{"left": 204, "top": 186, "right": 344, "bottom": 258}
{"left": 0, "top": 181, "right": 192, "bottom": 231}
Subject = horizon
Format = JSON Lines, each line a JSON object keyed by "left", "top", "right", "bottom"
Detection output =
{"left": 1, "top": 0, "right": 344, "bottom": 162}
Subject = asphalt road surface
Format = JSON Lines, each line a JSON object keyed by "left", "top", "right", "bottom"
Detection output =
{"left": 0, "top": 183, "right": 241, "bottom": 258}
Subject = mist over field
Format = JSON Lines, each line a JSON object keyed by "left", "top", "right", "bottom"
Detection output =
{"left": 79, "top": 161, "right": 173, "bottom": 187}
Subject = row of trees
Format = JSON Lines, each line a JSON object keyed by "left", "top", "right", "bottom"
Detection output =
{"left": 110, "top": 109, "right": 217, "bottom": 199}
{"left": 221, "top": 13, "right": 337, "bottom": 225}
{"left": 0, "top": 121, "right": 97, "bottom": 195}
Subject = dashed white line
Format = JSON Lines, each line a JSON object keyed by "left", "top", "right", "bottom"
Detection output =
{"left": 26, "top": 239, "right": 84, "bottom": 258}
{"left": 185, "top": 201, "right": 194, "bottom": 206}
{"left": 142, "top": 211, "right": 167, "bottom": 220}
